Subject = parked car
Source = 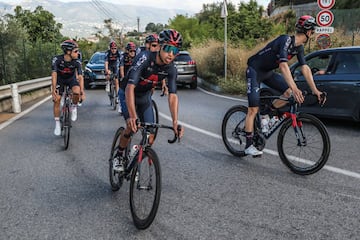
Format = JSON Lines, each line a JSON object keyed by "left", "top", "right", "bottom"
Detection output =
{"left": 174, "top": 51, "right": 197, "bottom": 89}
{"left": 260, "top": 46, "right": 360, "bottom": 121}
{"left": 83, "top": 51, "right": 106, "bottom": 89}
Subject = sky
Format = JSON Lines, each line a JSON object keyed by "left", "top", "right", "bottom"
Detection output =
{"left": 5, "top": 0, "right": 271, "bottom": 13}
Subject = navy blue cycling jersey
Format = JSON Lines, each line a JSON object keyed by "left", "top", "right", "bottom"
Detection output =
{"left": 51, "top": 54, "right": 82, "bottom": 80}
{"left": 247, "top": 35, "right": 306, "bottom": 71}
{"left": 105, "top": 49, "right": 121, "bottom": 67}
{"left": 126, "top": 50, "right": 177, "bottom": 94}
{"left": 119, "top": 52, "right": 136, "bottom": 89}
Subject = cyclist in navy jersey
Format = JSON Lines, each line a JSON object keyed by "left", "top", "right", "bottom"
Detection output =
{"left": 113, "top": 29, "right": 184, "bottom": 171}
{"left": 244, "top": 15, "right": 325, "bottom": 156}
{"left": 51, "top": 39, "right": 85, "bottom": 135}
{"left": 118, "top": 42, "right": 137, "bottom": 114}
{"left": 105, "top": 40, "right": 121, "bottom": 98}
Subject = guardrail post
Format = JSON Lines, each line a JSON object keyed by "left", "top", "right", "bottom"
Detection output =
{"left": 11, "top": 83, "right": 21, "bottom": 113}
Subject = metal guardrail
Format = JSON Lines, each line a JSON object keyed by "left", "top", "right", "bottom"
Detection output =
{"left": 0, "top": 77, "right": 51, "bottom": 113}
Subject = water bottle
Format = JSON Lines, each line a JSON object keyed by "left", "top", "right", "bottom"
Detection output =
{"left": 268, "top": 116, "right": 279, "bottom": 129}
{"left": 129, "top": 145, "right": 139, "bottom": 159}
{"left": 261, "top": 114, "right": 270, "bottom": 133}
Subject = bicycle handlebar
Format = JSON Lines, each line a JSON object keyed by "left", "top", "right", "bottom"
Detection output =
{"left": 261, "top": 90, "right": 327, "bottom": 107}
{"left": 136, "top": 119, "right": 181, "bottom": 144}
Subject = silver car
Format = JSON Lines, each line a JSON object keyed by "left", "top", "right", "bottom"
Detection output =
{"left": 174, "top": 51, "right": 197, "bottom": 89}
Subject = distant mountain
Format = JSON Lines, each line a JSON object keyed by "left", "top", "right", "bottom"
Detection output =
{"left": 0, "top": 0, "right": 195, "bottom": 38}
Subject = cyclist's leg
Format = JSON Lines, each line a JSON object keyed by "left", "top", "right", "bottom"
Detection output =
{"left": 136, "top": 92, "right": 156, "bottom": 145}
{"left": 244, "top": 67, "right": 262, "bottom": 155}
{"left": 53, "top": 81, "right": 63, "bottom": 135}
{"left": 118, "top": 88, "right": 127, "bottom": 114}
{"left": 263, "top": 72, "right": 290, "bottom": 109}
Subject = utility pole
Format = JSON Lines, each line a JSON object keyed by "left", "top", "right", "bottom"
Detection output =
{"left": 137, "top": 17, "right": 140, "bottom": 32}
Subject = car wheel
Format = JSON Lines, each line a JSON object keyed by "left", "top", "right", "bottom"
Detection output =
{"left": 190, "top": 81, "right": 197, "bottom": 89}
{"left": 84, "top": 80, "right": 90, "bottom": 90}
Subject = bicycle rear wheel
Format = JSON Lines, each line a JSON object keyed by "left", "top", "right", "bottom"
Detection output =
{"left": 63, "top": 105, "right": 71, "bottom": 150}
{"left": 151, "top": 99, "right": 159, "bottom": 141}
{"left": 109, "top": 127, "right": 125, "bottom": 191}
{"left": 277, "top": 113, "right": 331, "bottom": 175}
{"left": 129, "top": 148, "right": 161, "bottom": 229}
{"left": 221, "top": 105, "right": 248, "bottom": 157}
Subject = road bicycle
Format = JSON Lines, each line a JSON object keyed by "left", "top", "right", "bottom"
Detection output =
{"left": 221, "top": 92, "right": 330, "bottom": 175}
{"left": 108, "top": 73, "right": 118, "bottom": 110}
{"left": 109, "top": 120, "right": 180, "bottom": 229}
{"left": 59, "top": 85, "right": 72, "bottom": 150}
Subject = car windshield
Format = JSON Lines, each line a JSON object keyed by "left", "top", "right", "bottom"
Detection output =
{"left": 90, "top": 53, "right": 105, "bottom": 64}
{"left": 175, "top": 54, "right": 191, "bottom": 62}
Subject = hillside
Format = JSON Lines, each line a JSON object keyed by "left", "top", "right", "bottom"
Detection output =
{"left": 0, "top": 0, "right": 194, "bottom": 38}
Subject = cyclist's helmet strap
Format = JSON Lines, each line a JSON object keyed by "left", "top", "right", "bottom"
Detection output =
{"left": 295, "top": 15, "right": 317, "bottom": 33}
{"left": 158, "top": 29, "right": 182, "bottom": 49}
{"left": 61, "top": 39, "right": 78, "bottom": 53}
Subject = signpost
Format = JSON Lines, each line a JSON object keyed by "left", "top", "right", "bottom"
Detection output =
{"left": 315, "top": 0, "right": 335, "bottom": 49}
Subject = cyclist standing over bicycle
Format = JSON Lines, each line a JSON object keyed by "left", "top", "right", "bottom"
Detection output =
{"left": 113, "top": 29, "right": 184, "bottom": 171}
{"left": 244, "top": 15, "right": 325, "bottom": 156}
{"left": 104, "top": 40, "right": 121, "bottom": 100}
{"left": 118, "top": 42, "right": 137, "bottom": 114}
{"left": 51, "top": 39, "right": 85, "bottom": 136}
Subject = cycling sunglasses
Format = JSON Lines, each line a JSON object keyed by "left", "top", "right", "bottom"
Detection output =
{"left": 162, "top": 45, "right": 179, "bottom": 55}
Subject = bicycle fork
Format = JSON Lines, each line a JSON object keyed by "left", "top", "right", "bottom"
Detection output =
{"left": 287, "top": 112, "right": 307, "bottom": 147}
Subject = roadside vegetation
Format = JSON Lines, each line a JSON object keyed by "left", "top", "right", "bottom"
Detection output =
{"left": 1, "top": 0, "right": 359, "bottom": 95}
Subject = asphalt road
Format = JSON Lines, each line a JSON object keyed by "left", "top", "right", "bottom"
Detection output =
{"left": 0, "top": 87, "right": 359, "bottom": 239}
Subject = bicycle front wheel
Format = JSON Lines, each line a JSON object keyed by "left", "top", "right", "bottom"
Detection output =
{"left": 151, "top": 99, "right": 159, "bottom": 141}
{"left": 221, "top": 105, "right": 248, "bottom": 157}
{"left": 129, "top": 148, "right": 161, "bottom": 229}
{"left": 277, "top": 113, "right": 331, "bottom": 175}
{"left": 63, "top": 106, "right": 71, "bottom": 150}
{"left": 109, "top": 127, "right": 124, "bottom": 191}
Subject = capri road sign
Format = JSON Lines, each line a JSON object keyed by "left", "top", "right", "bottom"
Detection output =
{"left": 317, "top": 10, "right": 334, "bottom": 27}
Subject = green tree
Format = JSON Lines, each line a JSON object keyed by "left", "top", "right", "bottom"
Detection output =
{"left": 13, "top": 6, "right": 62, "bottom": 43}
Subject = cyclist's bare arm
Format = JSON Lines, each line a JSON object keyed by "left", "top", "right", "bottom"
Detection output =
{"left": 125, "top": 84, "right": 138, "bottom": 133}
{"left": 300, "top": 64, "right": 324, "bottom": 103}
{"left": 279, "top": 62, "right": 303, "bottom": 104}
{"left": 51, "top": 72, "right": 58, "bottom": 100}
{"left": 168, "top": 93, "right": 183, "bottom": 138}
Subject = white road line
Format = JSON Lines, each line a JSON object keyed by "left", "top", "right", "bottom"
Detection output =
{"left": 160, "top": 111, "right": 360, "bottom": 180}
{"left": 0, "top": 96, "right": 52, "bottom": 131}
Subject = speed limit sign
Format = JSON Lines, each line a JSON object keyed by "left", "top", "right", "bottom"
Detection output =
{"left": 317, "top": 0, "right": 335, "bottom": 9}
{"left": 317, "top": 10, "right": 334, "bottom": 27}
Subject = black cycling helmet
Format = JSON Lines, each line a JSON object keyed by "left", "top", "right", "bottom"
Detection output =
{"left": 126, "top": 42, "right": 136, "bottom": 51}
{"left": 295, "top": 15, "right": 317, "bottom": 33}
{"left": 145, "top": 33, "right": 159, "bottom": 43}
{"left": 158, "top": 29, "right": 182, "bottom": 48}
{"left": 61, "top": 39, "right": 78, "bottom": 53}
{"left": 109, "top": 40, "right": 117, "bottom": 49}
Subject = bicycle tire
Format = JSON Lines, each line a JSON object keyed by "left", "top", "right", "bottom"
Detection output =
{"left": 277, "top": 113, "right": 331, "bottom": 175}
{"left": 151, "top": 99, "right": 159, "bottom": 141}
{"left": 129, "top": 147, "right": 161, "bottom": 229}
{"left": 221, "top": 105, "right": 248, "bottom": 157}
{"left": 111, "top": 84, "right": 117, "bottom": 111}
{"left": 109, "top": 127, "right": 125, "bottom": 191}
{"left": 63, "top": 105, "right": 70, "bottom": 150}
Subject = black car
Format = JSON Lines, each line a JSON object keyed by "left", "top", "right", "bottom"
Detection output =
{"left": 261, "top": 46, "right": 360, "bottom": 121}
{"left": 174, "top": 51, "right": 198, "bottom": 89}
{"left": 83, "top": 51, "right": 106, "bottom": 89}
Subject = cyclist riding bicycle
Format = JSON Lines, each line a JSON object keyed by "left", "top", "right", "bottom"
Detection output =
{"left": 118, "top": 42, "right": 138, "bottom": 114}
{"left": 51, "top": 39, "right": 85, "bottom": 136}
{"left": 105, "top": 40, "right": 121, "bottom": 99}
{"left": 244, "top": 15, "right": 325, "bottom": 156}
{"left": 113, "top": 29, "right": 185, "bottom": 171}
